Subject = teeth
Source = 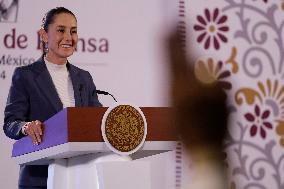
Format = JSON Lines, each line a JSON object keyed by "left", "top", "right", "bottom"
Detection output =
{"left": 61, "top": 44, "right": 72, "bottom": 48}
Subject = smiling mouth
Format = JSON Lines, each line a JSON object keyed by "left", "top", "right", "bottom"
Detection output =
{"left": 61, "top": 44, "right": 73, "bottom": 48}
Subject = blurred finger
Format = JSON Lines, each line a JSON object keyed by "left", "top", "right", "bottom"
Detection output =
{"left": 26, "top": 127, "right": 38, "bottom": 145}
{"left": 35, "top": 120, "right": 44, "bottom": 136}
{"left": 34, "top": 120, "right": 43, "bottom": 135}
{"left": 168, "top": 29, "right": 188, "bottom": 76}
{"left": 33, "top": 121, "right": 42, "bottom": 143}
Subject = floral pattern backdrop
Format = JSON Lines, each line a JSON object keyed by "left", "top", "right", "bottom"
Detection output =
{"left": 185, "top": 0, "right": 284, "bottom": 188}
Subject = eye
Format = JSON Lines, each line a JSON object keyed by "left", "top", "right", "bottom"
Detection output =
{"left": 57, "top": 29, "right": 64, "bottom": 33}
{"left": 71, "top": 30, "right": 77, "bottom": 34}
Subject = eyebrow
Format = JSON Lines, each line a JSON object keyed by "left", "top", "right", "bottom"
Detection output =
{"left": 56, "top": 25, "right": 77, "bottom": 29}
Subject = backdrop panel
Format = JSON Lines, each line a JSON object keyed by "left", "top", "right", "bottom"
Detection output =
{"left": 0, "top": 0, "right": 178, "bottom": 188}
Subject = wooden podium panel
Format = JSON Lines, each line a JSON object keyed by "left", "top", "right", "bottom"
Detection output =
{"left": 67, "top": 107, "right": 177, "bottom": 142}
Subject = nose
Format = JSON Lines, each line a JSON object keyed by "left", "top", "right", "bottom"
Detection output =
{"left": 63, "top": 31, "right": 72, "bottom": 41}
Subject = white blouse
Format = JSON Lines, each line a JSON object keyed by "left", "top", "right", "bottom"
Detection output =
{"left": 45, "top": 58, "right": 75, "bottom": 108}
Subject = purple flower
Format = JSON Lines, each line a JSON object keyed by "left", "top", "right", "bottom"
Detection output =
{"left": 244, "top": 105, "right": 273, "bottom": 139}
{"left": 193, "top": 8, "right": 229, "bottom": 50}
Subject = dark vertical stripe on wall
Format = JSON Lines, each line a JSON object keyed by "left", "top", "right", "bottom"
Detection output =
{"left": 175, "top": 142, "right": 183, "bottom": 189}
{"left": 175, "top": 1, "right": 186, "bottom": 189}
{"left": 175, "top": 0, "right": 186, "bottom": 189}
{"left": 178, "top": 0, "right": 186, "bottom": 51}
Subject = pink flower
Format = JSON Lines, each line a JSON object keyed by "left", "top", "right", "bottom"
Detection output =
{"left": 193, "top": 8, "right": 229, "bottom": 50}
{"left": 244, "top": 105, "right": 273, "bottom": 139}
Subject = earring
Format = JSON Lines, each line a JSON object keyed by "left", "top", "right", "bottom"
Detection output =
{"left": 44, "top": 42, "right": 49, "bottom": 54}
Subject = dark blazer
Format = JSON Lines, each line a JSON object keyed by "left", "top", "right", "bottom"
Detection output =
{"left": 3, "top": 57, "right": 102, "bottom": 187}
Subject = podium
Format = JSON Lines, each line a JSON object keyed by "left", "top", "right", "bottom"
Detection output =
{"left": 12, "top": 107, "right": 178, "bottom": 189}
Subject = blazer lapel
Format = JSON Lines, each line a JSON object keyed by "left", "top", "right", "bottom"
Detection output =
{"left": 68, "top": 63, "right": 84, "bottom": 107}
{"left": 33, "top": 58, "right": 63, "bottom": 112}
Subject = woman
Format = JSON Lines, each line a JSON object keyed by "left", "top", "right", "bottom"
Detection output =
{"left": 3, "top": 7, "right": 102, "bottom": 189}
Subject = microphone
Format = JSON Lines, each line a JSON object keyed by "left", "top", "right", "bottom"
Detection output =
{"left": 79, "top": 84, "right": 83, "bottom": 106}
{"left": 96, "top": 89, "right": 117, "bottom": 102}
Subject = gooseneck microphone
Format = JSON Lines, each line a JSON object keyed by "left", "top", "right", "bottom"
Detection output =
{"left": 79, "top": 84, "right": 83, "bottom": 106}
{"left": 96, "top": 89, "right": 117, "bottom": 102}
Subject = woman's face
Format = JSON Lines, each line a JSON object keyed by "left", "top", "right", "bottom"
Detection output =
{"left": 44, "top": 13, "right": 78, "bottom": 64}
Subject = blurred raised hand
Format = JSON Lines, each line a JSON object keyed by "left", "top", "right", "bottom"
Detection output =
{"left": 166, "top": 29, "right": 229, "bottom": 189}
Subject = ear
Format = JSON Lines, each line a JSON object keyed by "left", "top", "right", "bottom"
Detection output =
{"left": 38, "top": 28, "right": 48, "bottom": 43}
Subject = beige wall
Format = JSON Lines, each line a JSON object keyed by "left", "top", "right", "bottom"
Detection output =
{"left": 0, "top": 0, "right": 176, "bottom": 188}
